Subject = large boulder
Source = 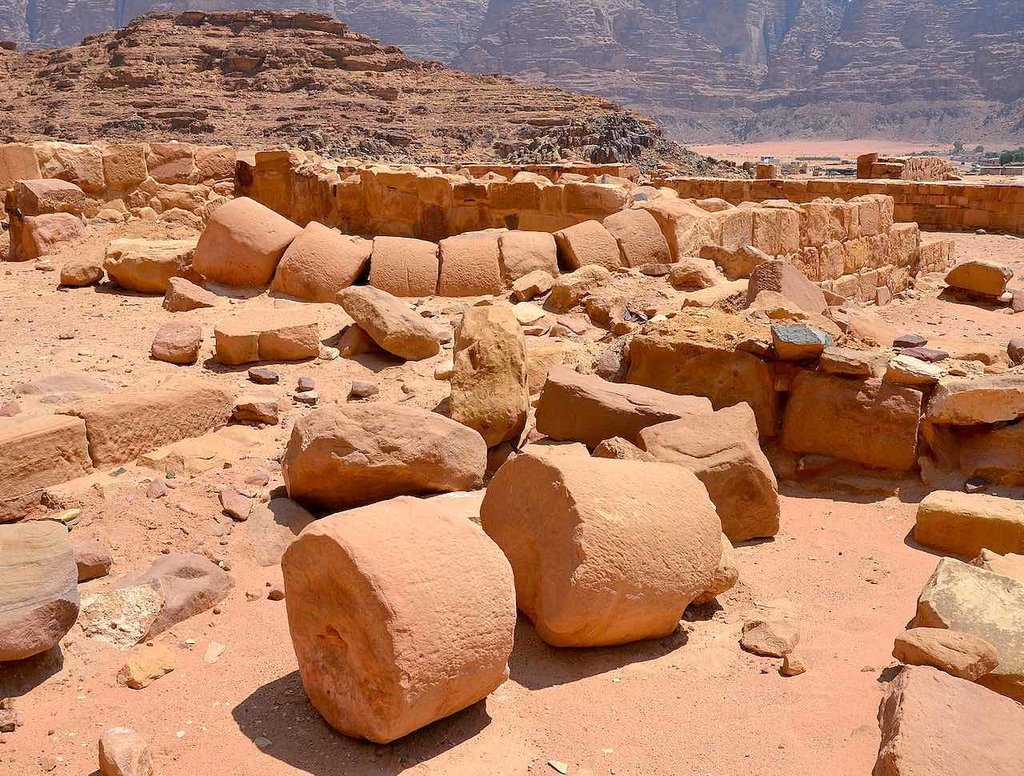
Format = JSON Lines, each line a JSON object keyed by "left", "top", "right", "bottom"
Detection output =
{"left": 602, "top": 208, "right": 671, "bottom": 268}
{"left": 747, "top": 260, "right": 827, "bottom": 314}
{"left": 481, "top": 451, "right": 721, "bottom": 647}
{"left": 914, "top": 491, "right": 1024, "bottom": 559}
{"left": 0, "top": 414, "right": 92, "bottom": 522}
{"left": 627, "top": 314, "right": 780, "bottom": 436}
{"left": 337, "top": 286, "right": 442, "bottom": 361}
{"left": 781, "top": 373, "right": 922, "bottom": 471}
{"left": 535, "top": 366, "right": 712, "bottom": 449}
{"left": 62, "top": 381, "right": 233, "bottom": 467}
{"left": 913, "top": 558, "right": 1024, "bottom": 703}
{"left": 103, "top": 238, "right": 198, "bottom": 294}
{"left": 368, "top": 236, "right": 439, "bottom": 297}
{"left": 958, "top": 422, "right": 1024, "bottom": 486}
{"left": 282, "top": 404, "right": 487, "bottom": 513}
{"left": 944, "top": 260, "right": 1013, "bottom": 297}
{"left": 0, "top": 521, "right": 79, "bottom": 661}
{"left": 116, "top": 553, "right": 232, "bottom": 639}
{"left": 214, "top": 308, "right": 320, "bottom": 365}
{"left": 13, "top": 178, "right": 85, "bottom": 215}
{"left": 924, "top": 375, "right": 1024, "bottom": 428}
{"left": 554, "top": 220, "right": 621, "bottom": 271}
{"left": 498, "top": 231, "right": 558, "bottom": 282}
{"left": 437, "top": 233, "right": 503, "bottom": 296}
{"left": 638, "top": 403, "right": 780, "bottom": 542}
{"left": 11, "top": 212, "right": 86, "bottom": 261}
{"left": 270, "top": 222, "right": 370, "bottom": 302}
{"left": 892, "top": 628, "right": 998, "bottom": 682}
{"left": 874, "top": 666, "right": 1024, "bottom": 776}
{"left": 449, "top": 304, "right": 529, "bottom": 447}
{"left": 282, "top": 495, "right": 515, "bottom": 743}
{"left": 192, "top": 196, "right": 302, "bottom": 287}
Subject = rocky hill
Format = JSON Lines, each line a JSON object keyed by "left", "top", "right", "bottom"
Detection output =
{"left": 0, "top": 11, "right": 731, "bottom": 173}
{"left": 459, "top": 0, "right": 1024, "bottom": 143}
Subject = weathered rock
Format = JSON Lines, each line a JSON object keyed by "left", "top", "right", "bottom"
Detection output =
{"left": 945, "top": 260, "right": 1013, "bottom": 297}
{"left": 747, "top": 260, "right": 827, "bottom": 314}
{"left": 701, "top": 244, "right": 771, "bottom": 280}
{"left": 554, "top": 220, "right": 621, "bottom": 271}
{"left": 602, "top": 208, "right": 670, "bottom": 268}
{"left": 116, "top": 643, "right": 175, "bottom": 689}
{"left": 77, "top": 584, "right": 163, "bottom": 650}
{"left": 282, "top": 404, "right": 486, "bottom": 512}
{"left": 11, "top": 212, "right": 86, "bottom": 261}
{"left": 668, "top": 257, "right": 719, "bottom": 290}
{"left": 592, "top": 437, "right": 655, "bottom": 461}
{"left": 60, "top": 259, "right": 103, "bottom": 287}
{"left": 1007, "top": 337, "right": 1024, "bottom": 366}
{"left": 0, "top": 521, "right": 79, "bottom": 661}
{"left": 282, "top": 495, "right": 515, "bottom": 743}
{"left": 819, "top": 347, "right": 880, "bottom": 377}
{"left": 893, "top": 334, "right": 928, "bottom": 349}
{"left": 220, "top": 487, "right": 252, "bottom": 521}
{"left": 337, "top": 286, "right": 442, "bottom": 361}
{"left": 913, "top": 558, "right": 1024, "bottom": 702}
{"left": 242, "top": 498, "right": 316, "bottom": 567}
{"left": 162, "top": 277, "right": 220, "bottom": 312}
{"left": 232, "top": 393, "right": 280, "bottom": 425}
{"left": 692, "top": 533, "right": 739, "bottom": 605}
{"left": 781, "top": 374, "right": 922, "bottom": 471}
{"left": 740, "top": 619, "right": 799, "bottom": 657}
{"left": 99, "top": 727, "right": 153, "bottom": 776}
{"left": 450, "top": 304, "right": 529, "bottom": 447}
{"left": 897, "top": 346, "right": 948, "bottom": 364}
{"left": 368, "top": 236, "right": 439, "bottom": 297}
{"left": 193, "top": 196, "right": 302, "bottom": 287}
{"left": 973, "top": 549, "right": 1024, "bottom": 583}
{"left": 103, "top": 238, "right": 198, "bottom": 294}
{"left": 924, "top": 375, "right": 1024, "bottom": 427}
{"left": 511, "top": 269, "right": 554, "bottom": 301}
{"left": 63, "top": 382, "right": 232, "bottom": 467}
{"left": 247, "top": 366, "right": 279, "bottom": 385}
{"left": 638, "top": 403, "right": 780, "bottom": 542}
{"left": 536, "top": 366, "right": 712, "bottom": 449}
{"left": 874, "top": 666, "right": 1024, "bottom": 776}
{"left": 150, "top": 321, "right": 202, "bottom": 365}
{"left": 270, "top": 222, "right": 370, "bottom": 302}
{"left": 481, "top": 451, "right": 721, "bottom": 647}
{"left": 892, "top": 628, "right": 998, "bottom": 681}
{"left": 771, "top": 323, "right": 832, "bottom": 361}
{"left": 13, "top": 178, "right": 85, "bottom": 215}
{"left": 0, "top": 414, "right": 92, "bottom": 521}
{"left": 438, "top": 233, "right": 503, "bottom": 296}
{"left": 915, "top": 491, "right": 1024, "bottom": 559}
{"left": 336, "top": 324, "right": 381, "bottom": 359}
{"left": 547, "top": 264, "right": 611, "bottom": 313}
{"left": 117, "top": 553, "right": 233, "bottom": 638}
{"left": 499, "top": 231, "right": 558, "bottom": 282}
{"left": 73, "top": 539, "right": 113, "bottom": 582}
{"left": 214, "top": 308, "right": 320, "bottom": 365}
{"left": 886, "top": 355, "right": 943, "bottom": 387}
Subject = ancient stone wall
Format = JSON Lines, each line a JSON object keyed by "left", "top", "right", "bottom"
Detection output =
{"left": 650, "top": 177, "right": 1024, "bottom": 235}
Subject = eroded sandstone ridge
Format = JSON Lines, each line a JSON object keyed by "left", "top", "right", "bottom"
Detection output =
{"left": 0, "top": 11, "right": 729, "bottom": 173}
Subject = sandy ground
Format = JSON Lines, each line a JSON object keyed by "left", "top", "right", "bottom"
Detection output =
{"left": 1, "top": 227, "right": 1023, "bottom": 775}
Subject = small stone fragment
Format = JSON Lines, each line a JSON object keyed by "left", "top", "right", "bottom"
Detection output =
{"left": 220, "top": 487, "right": 252, "bottom": 521}
{"left": 348, "top": 380, "right": 379, "bottom": 399}
{"left": 73, "top": 539, "right": 113, "bottom": 582}
{"left": 98, "top": 727, "right": 153, "bottom": 776}
{"left": 780, "top": 654, "right": 807, "bottom": 677}
{"left": 247, "top": 367, "right": 279, "bottom": 385}
{"left": 740, "top": 619, "right": 800, "bottom": 658}
{"left": 117, "top": 644, "right": 176, "bottom": 689}
{"left": 150, "top": 322, "right": 201, "bottom": 365}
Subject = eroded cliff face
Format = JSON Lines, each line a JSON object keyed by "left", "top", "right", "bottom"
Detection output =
{"left": 459, "top": 0, "right": 1024, "bottom": 142}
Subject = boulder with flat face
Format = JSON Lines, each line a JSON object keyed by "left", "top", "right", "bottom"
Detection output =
{"left": 638, "top": 403, "right": 780, "bottom": 542}
{"left": 437, "top": 233, "right": 503, "bottom": 296}
{"left": 449, "top": 304, "right": 529, "bottom": 447}
{"left": 892, "top": 628, "right": 998, "bottom": 682}
{"left": 337, "top": 286, "right": 442, "bottom": 361}
{"left": 602, "top": 208, "right": 671, "bottom": 268}
{"left": 282, "top": 404, "right": 486, "bottom": 513}
{"left": 874, "top": 666, "right": 1024, "bottom": 776}
{"left": 499, "top": 231, "right": 558, "bottom": 282}
{"left": 747, "top": 260, "right": 827, "bottom": 314}
{"left": 10, "top": 212, "right": 86, "bottom": 261}
{"left": 368, "top": 236, "right": 439, "bottom": 297}
{"left": 103, "top": 238, "right": 198, "bottom": 294}
{"left": 945, "top": 260, "right": 1013, "bottom": 297}
{"left": 151, "top": 322, "right": 202, "bottom": 365}
{"left": 270, "top": 222, "right": 370, "bottom": 302}
{"left": 0, "top": 521, "right": 79, "bottom": 661}
{"left": 536, "top": 366, "right": 713, "bottom": 449}
{"left": 554, "top": 220, "right": 621, "bottom": 271}
{"left": 481, "top": 451, "right": 721, "bottom": 647}
{"left": 914, "top": 491, "right": 1024, "bottom": 559}
{"left": 546, "top": 264, "right": 611, "bottom": 313}
{"left": 214, "top": 308, "right": 320, "bottom": 365}
{"left": 192, "top": 196, "right": 302, "bottom": 287}
{"left": 913, "top": 558, "right": 1024, "bottom": 703}
{"left": 282, "top": 495, "right": 515, "bottom": 743}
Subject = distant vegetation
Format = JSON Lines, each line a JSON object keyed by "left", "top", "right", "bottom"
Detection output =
{"left": 982, "top": 147, "right": 1024, "bottom": 164}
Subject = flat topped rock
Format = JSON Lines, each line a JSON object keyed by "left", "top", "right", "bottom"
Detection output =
{"left": 892, "top": 333, "right": 927, "bottom": 349}
{"left": 945, "top": 260, "right": 1013, "bottom": 297}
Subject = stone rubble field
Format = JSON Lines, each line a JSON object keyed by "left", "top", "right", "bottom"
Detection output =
{"left": 2, "top": 147, "right": 1024, "bottom": 776}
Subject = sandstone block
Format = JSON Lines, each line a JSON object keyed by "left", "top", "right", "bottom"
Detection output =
{"left": 945, "top": 260, "right": 1012, "bottom": 297}
{"left": 554, "top": 220, "right": 621, "bottom": 271}
{"left": 214, "top": 308, "right": 320, "bottom": 365}
{"left": 0, "top": 414, "right": 91, "bottom": 522}
{"left": 874, "top": 665, "right": 1024, "bottom": 776}
{"left": 117, "top": 644, "right": 176, "bottom": 689}
{"left": 925, "top": 375, "right": 1024, "bottom": 427}
{"left": 13, "top": 179, "right": 86, "bottom": 216}
{"left": 638, "top": 403, "right": 780, "bottom": 542}
{"left": 913, "top": 558, "right": 1024, "bottom": 702}
{"left": 73, "top": 539, "right": 113, "bottom": 582}
{"left": 547, "top": 264, "right": 611, "bottom": 313}
{"left": 915, "top": 491, "right": 1024, "bottom": 558}
{"left": 242, "top": 498, "right": 316, "bottom": 567}
{"left": 536, "top": 366, "right": 712, "bottom": 449}
{"left": 747, "top": 260, "right": 827, "bottom": 314}
{"left": 368, "top": 236, "right": 439, "bottom": 297}
{"left": 63, "top": 382, "right": 232, "bottom": 467}
{"left": 512, "top": 269, "right": 554, "bottom": 301}
{"left": 103, "top": 238, "right": 197, "bottom": 294}
{"left": 450, "top": 304, "right": 529, "bottom": 447}
{"left": 602, "top": 208, "right": 670, "bottom": 268}
{"left": 99, "top": 727, "right": 153, "bottom": 776}
{"left": 11, "top": 212, "right": 85, "bottom": 260}
{"left": 36, "top": 142, "right": 104, "bottom": 194}
{"left": 282, "top": 404, "right": 486, "bottom": 512}
{"left": 193, "top": 197, "right": 302, "bottom": 287}
{"left": 101, "top": 144, "right": 149, "bottom": 191}
{"left": 282, "top": 495, "right": 515, "bottom": 743}
{"left": 195, "top": 145, "right": 235, "bottom": 182}
{"left": 337, "top": 286, "right": 442, "bottom": 361}
{"left": 481, "top": 451, "right": 721, "bottom": 647}
{"left": 892, "top": 628, "right": 998, "bottom": 682}
{"left": 60, "top": 259, "right": 103, "bottom": 287}
{"left": 0, "top": 521, "right": 79, "bottom": 661}
{"left": 270, "top": 222, "right": 370, "bottom": 302}
{"left": 162, "top": 277, "right": 220, "bottom": 312}
{"left": 436, "top": 233, "right": 502, "bottom": 296}
{"left": 146, "top": 142, "right": 196, "bottom": 184}
{"left": 499, "top": 231, "right": 558, "bottom": 282}
{"left": 151, "top": 322, "right": 202, "bottom": 365}
{"left": 781, "top": 374, "right": 921, "bottom": 471}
